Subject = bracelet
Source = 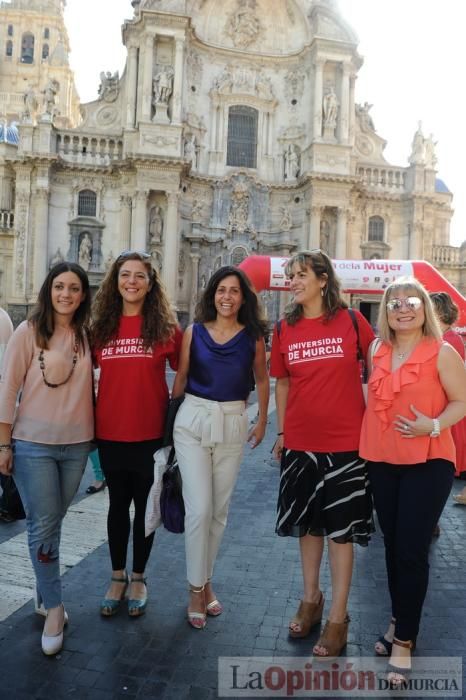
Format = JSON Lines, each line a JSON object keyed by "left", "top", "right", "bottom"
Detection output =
{"left": 277, "top": 432, "right": 284, "bottom": 436}
{"left": 0, "top": 444, "right": 12, "bottom": 452}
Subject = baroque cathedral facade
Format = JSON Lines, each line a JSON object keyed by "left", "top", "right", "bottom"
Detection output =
{"left": 0, "top": 0, "right": 462, "bottom": 325}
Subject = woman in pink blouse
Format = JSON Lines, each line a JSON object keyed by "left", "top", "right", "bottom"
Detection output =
{"left": 0, "top": 263, "right": 94, "bottom": 656}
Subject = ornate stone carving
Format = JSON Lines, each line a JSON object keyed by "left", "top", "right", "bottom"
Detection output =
{"left": 225, "top": 0, "right": 263, "bottom": 50}
{"left": 184, "top": 134, "right": 199, "bottom": 169}
{"left": 186, "top": 50, "right": 203, "bottom": 87}
{"left": 409, "top": 121, "right": 425, "bottom": 165}
{"left": 149, "top": 205, "right": 164, "bottom": 244}
{"left": 23, "top": 87, "right": 38, "bottom": 121}
{"left": 227, "top": 181, "right": 250, "bottom": 235}
{"left": 78, "top": 233, "right": 93, "bottom": 270}
{"left": 41, "top": 79, "right": 59, "bottom": 118}
{"left": 279, "top": 206, "right": 292, "bottom": 232}
{"left": 284, "top": 68, "right": 306, "bottom": 104}
{"left": 153, "top": 66, "right": 174, "bottom": 105}
{"left": 141, "top": 133, "right": 178, "bottom": 147}
{"left": 98, "top": 71, "right": 120, "bottom": 103}
{"left": 284, "top": 145, "right": 300, "bottom": 180}
{"left": 355, "top": 102, "right": 375, "bottom": 133}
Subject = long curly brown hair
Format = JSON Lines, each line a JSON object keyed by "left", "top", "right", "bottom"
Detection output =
{"left": 91, "top": 252, "right": 177, "bottom": 351}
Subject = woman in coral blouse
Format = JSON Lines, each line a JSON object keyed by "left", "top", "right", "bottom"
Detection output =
{"left": 360, "top": 277, "right": 466, "bottom": 686}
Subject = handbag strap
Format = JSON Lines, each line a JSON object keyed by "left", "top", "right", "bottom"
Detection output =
{"left": 348, "top": 308, "right": 364, "bottom": 364}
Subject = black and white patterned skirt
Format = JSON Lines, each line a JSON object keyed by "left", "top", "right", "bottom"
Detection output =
{"left": 276, "top": 449, "right": 374, "bottom": 545}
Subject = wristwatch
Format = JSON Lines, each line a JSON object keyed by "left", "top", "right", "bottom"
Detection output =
{"left": 430, "top": 418, "right": 440, "bottom": 438}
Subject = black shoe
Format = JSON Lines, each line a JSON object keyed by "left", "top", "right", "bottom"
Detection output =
{"left": 86, "top": 481, "right": 106, "bottom": 494}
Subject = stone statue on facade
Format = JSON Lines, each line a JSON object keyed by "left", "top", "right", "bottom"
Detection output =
{"left": 78, "top": 233, "right": 92, "bottom": 271}
{"left": 284, "top": 145, "right": 300, "bottom": 180}
{"left": 280, "top": 206, "right": 292, "bottom": 232}
{"left": 153, "top": 67, "right": 174, "bottom": 104}
{"left": 424, "top": 134, "right": 438, "bottom": 169}
{"left": 42, "top": 79, "right": 59, "bottom": 117}
{"left": 184, "top": 134, "right": 198, "bottom": 169}
{"left": 323, "top": 86, "right": 338, "bottom": 127}
{"left": 228, "top": 182, "right": 250, "bottom": 234}
{"left": 356, "top": 102, "right": 375, "bottom": 132}
{"left": 320, "top": 219, "right": 330, "bottom": 251}
{"left": 98, "top": 71, "right": 120, "bottom": 102}
{"left": 49, "top": 247, "right": 64, "bottom": 269}
{"left": 149, "top": 206, "right": 164, "bottom": 244}
{"left": 409, "top": 121, "right": 425, "bottom": 165}
{"left": 23, "top": 87, "right": 38, "bottom": 120}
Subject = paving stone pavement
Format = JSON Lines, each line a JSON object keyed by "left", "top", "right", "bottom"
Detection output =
{"left": 1, "top": 405, "right": 466, "bottom": 700}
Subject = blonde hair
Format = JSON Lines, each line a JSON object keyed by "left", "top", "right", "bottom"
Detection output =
{"left": 377, "top": 276, "right": 442, "bottom": 343}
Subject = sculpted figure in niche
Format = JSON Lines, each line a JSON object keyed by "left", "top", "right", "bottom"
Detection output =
{"left": 424, "top": 134, "right": 437, "bottom": 169}
{"left": 149, "top": 206, "right": 163, "bottom": 244}
{"left": 49, "top": 247, "right": 64, "bottom": 269}
{"left": 320, "top": 219, "right": 330, "bottom": 251}
{"left": 356, "top": 102, "right": 375, "bottom": 132}
{"left": 23, "top": 87, "right": 38, "bottom": 119}
{"left": 284, "top": 145, "right": 300, "bottom": 180}
{"left": 42, "top": 79, "right": 59, "bottom": 115}
{"left": 153, "top": 67, "right": 174, "bottom": 104}
{"left": 184, "top": 134, "right": 198, "bottom": 169}
{"left": 280, "top": 206, "right": 292, "bottom": 232}
{"left": 323, "top": 87, "right": 338, "bottom": 127}
{"left": 78, "top": 233, "right": 92, "bottom": 271}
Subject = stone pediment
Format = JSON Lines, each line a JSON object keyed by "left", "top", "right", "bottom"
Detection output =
{"left": 191, "top": 0, "right": 310, "bottom": 56}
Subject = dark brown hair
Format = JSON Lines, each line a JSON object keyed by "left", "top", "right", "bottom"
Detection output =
{"left": 430, "top": 291, "right": 459, "bottom": 326}
{"left": 91, "top": 252, "right": 177, "bottom": 350}
{"left": 29, "top": 262, "right": 90, "bottom": 351}
{"left": 195, "top": 266, "right": 268, "bottom": 340}
{"left": 284, "top": 250, "right": 347, "bottom": 325}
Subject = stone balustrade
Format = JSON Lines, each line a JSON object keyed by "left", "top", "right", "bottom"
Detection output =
{"left": 358, "top": 166, "right": 406, "bottom": 192}
{"left": 56, "top": 132, "right": 123, "bottom": 166}
{"left": 431, "top": 245, "right": 462, "bottom": 267}
{"left": 0, "top": 210, "right": 14, "bottom": 229}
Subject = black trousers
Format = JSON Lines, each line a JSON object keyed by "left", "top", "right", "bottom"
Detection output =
{"left": 98, "top": 439, "right": 162, "bottom": 574}
{"left": 368, "top": 458, "right": 454, "bottom": 641}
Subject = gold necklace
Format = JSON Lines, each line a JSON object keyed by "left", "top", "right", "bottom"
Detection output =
{"left": 38, "top": 335, "right": 79, "bottom": 388}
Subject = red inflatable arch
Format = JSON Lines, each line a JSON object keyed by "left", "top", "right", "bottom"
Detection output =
{"left": 239, "top": 256, "right": 466, "bottom": 332}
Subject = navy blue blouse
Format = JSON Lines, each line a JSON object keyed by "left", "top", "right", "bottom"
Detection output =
{"left": 186, "top": 323, "right": 256, "bottom": 402}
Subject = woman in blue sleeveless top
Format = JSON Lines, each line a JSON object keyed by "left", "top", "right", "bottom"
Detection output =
{"left": 172, "top": 266, "right": 269, "bottom": 628}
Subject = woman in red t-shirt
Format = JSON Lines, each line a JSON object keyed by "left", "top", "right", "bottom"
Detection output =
{"left": 430, "top": 292, "right": 466, "bottom": 502}
{"left": 270, "top": 250, "right": 374, "bottom": 659}
{"left": 91, "top": 251, "right": 182, "bottom": 618}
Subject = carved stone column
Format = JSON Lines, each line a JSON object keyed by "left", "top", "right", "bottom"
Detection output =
{"left": 162, "top": 192, "right": 179, "bottom": 302}
{"left": 32, "top": 188, "right": 50, "bottom": 294}
{"left": 335, "top": 208, "right": 348, "bottom": 259}
{"left": 210, "top": 103, "right": 218, "bottom": 151}
{"left": 189, "top": 252, "right": 200, "bottom": 320}
{"left": 348, "top": 74, "right": 356, "bottom": 143}
{"left": 172, "top": 38, "right": 185, "bottom": 124}
{"left": 119, "top": 195, "right": 132, "bottom": 251}
{"left": 308, "top": 206, "right": 321, "bottom": 249}
{"left": 339, "top": 64, "right": 351, "bottom": 144}
{"left": 313, "top": 60, "right": 324, "bottom": 140}
{"left": 141, "top": 35, "right": 154, "bottom": 122}
{"left": 125, "top": 45, "right": 138, "bottom": 128}
{"left": 131, "top": 190, "right": 148, "bottom": 251}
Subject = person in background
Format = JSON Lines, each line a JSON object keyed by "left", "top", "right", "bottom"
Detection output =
{"left": 270, "top": 250, "right": 375, "bottom": 658}
{"left": 0, "top": 263, "right": 93, "bottom": 655}
{"left": 0, "top": 305, "right": 18, "bottom": 522}
{"left": 91, "top": 251, "right": 182, "bottom": 618}
{"left": 172, "top": 266, "right": 269, "bottom": 629}
{"left": 85, "top": 449, "right": 106, "bottom": 494}
{"left": 430, "top": 291, "right": 466, "bottom": 505}
{"left": 360, "top": 278, "right": 466, "bottom": 687}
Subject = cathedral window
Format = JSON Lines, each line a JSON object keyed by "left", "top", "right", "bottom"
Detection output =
{"left": 42, "top": 44, "right": 49, "bottom": 60}
{"left": 78, "top": 190, "right": 97, "bottom": 217}
{"left": 6, "top": 40, "right": 13, "bottom": 57}
{"left": 44, "top": 28, "right": 50, "bottom": 39}
{"left": 226, "top": 106, "right": 258, "bottom": 169}
{"left": 368, "top": 216, "right": 384, "bottom": 242}
{"left": 21, "top": 32, "right": 34, "bottom": 63}
{"left": 7, "top": 25, "right": 13, "bottom": 37}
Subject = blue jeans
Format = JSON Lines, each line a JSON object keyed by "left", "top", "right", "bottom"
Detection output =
{"left": 89, "top": 449, "right": 104, "bottom": 482}
{"left": 12, "top": 440, "right": 91, "bottom": 610}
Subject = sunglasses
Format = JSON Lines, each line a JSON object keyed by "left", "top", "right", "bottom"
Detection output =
{"left": 117, "top": 250, "right": 151, "bottom": 262}
{"left": 386, "top": 296, "right": 423, "bottom": 312}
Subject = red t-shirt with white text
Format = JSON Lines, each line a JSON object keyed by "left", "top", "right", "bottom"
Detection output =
{"left": 94, "top": 316, "right": 182, "bottom": 442}
{"left": 270, "top": 309, "right": 374, "bottom": 452}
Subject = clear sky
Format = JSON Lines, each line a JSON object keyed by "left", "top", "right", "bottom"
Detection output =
{"left": 64, "top": 0, "right": 464, "bottom": 246}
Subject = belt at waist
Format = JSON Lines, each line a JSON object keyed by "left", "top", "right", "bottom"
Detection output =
{"left": 184, "top": 393, "right": 246, "bottom": 446}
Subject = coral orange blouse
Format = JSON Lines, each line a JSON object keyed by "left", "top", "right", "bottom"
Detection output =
{"left": 360, "top": 338, "right": 455, "bottom": 465}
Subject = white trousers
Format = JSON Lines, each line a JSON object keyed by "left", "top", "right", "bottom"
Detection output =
{"left": 173, "top": 393, "right": 248, "bottom": 587}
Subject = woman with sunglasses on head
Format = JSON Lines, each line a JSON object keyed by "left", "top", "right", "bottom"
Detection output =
{"left": 360, "top": 277, "right": 466, "bottom": 686}
{"left": 0, "top": 263, "right": 93, "bottom": 655}
{"left": 429, "top": 291, "right": 466, "bottom": 504}
{"left": 172, "top": 266, "right": 269, "bottom": 629}
{"left": 270, "top": 250, "right": 375, "bottom": 658}
{"left": 91, "top": 251, "right": 182, "bottom": 617}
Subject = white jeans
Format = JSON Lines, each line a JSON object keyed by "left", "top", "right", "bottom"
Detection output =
{"left": 173, "top": 393, "right": 248, "bottom": 587}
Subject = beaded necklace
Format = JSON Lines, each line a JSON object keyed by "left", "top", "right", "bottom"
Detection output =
{"left": 38, "top": 335, "right": 79, "bottom": 388}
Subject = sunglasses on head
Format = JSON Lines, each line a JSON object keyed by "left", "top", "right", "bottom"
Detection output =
{"left": 117, "top": 250, "right": 151, "bottom": 262}
{"left": 386, "top": 296, "right": 423, "bottom": 312}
